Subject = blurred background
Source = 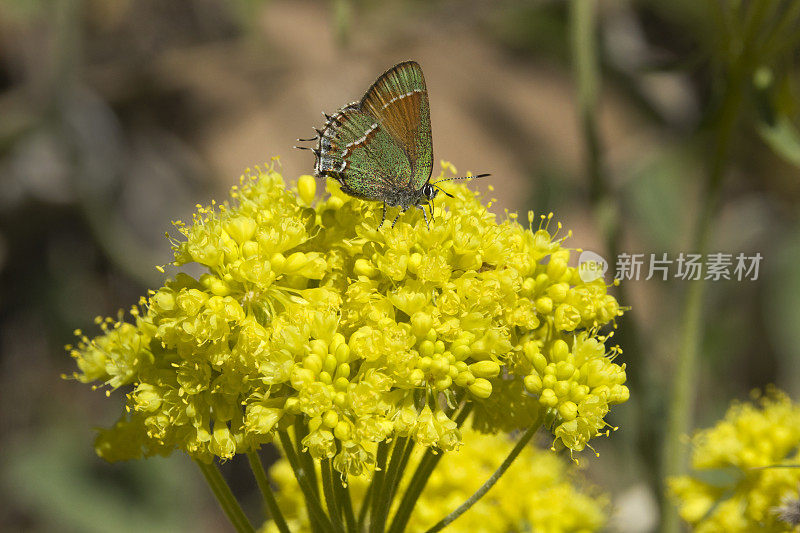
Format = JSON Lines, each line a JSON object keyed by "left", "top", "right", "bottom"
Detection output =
{"left": 1, "top": 1, "right": 799, "bottom": 531}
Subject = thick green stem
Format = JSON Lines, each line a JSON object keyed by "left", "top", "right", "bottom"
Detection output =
{"left": 387, "top": 404, "right": 473, "bottom": 533}
{"left": 246, "top": 451, "right": 291, "bottom": 533}
{"left": 195, "top": 459, "right": 255, "bottom": 533}
{"left": 424, "top": 422, "right": 542, "bottom": 533}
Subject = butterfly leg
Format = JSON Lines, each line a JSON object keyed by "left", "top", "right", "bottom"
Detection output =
{"left": 377, "top": 202, "right": 387, "bottom": 229}
{"left": 418, "top": 204, "right": 430, "bottom": 229}
{"left": 391, "top": 207, "right": 406, "bottom": 228}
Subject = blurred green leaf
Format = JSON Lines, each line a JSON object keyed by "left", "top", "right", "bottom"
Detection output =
{"left": 756, "top": 116, "right": 800, "bottom": 169}
{"left": 763, "top": 225, "right": 800, "bottom": 394}
{"left": 623, "top": 146, "right": 697, "bottom": 251}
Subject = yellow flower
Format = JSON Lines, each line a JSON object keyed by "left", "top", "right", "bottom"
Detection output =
{"left": 261, "top": 427, "right": 609, "bottom": 533}
{"left": 68, "top": 160, "right": 628, "bottom": 473}
{"left": 669, "top": 388, "right": 800, "bottom": 532}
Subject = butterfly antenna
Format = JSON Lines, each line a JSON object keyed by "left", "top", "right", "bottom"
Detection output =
{"left": 430, "top": 173, "right": 490, "bottom": 185}
{"left": 434, "top": 186, "right": 455, "bottom": 199}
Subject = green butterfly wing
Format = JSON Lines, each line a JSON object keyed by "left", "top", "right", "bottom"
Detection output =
{"left": 360, "top": 61, "right": 433, "bottom": 191}
{"left": 316, "top": 105, "right": 413, "bottom": 201}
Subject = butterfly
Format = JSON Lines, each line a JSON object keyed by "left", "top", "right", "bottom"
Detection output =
{"left": 296, "top": 60, "right": 488, "bottom": 228}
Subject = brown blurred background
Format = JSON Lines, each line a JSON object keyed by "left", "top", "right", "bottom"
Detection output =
{"left": 1, "top": 1, "right": 799, "bottom": 532}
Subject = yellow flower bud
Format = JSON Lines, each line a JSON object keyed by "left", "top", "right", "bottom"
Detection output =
{"left": 302, "top": 354, "right": 323, "bottom": 375}
{"left": 469, "top": 378, "right": 493, "bottom": 398}
{"left": 407, "top": 252, "right": 422, "bottom": 273}
{"left": 535, "top": 296, "right": 553, "bottom": 315}
{"left": 524, "top": 374, "right": 543, "bottom": 394}
{"left": 354, "top": 258, "right": 377, "bottom": 277}
{"left": 282, "top": 252, "right": 308, "bottom": 273}
{"left": 550, "top": 340, "right": 570, "bottom": 363}
{"left": 322, "top": 410, "right": 339, "bottom": 428}
{"left": 558, "top": 401, "right": 578, "bottom": 421}
{"left": 540, "top": 389, "right": 558, "bottom": 407}
{"left": 333, "top": 421, "right": 351, "bottom": 441}
{"left": 469, "top": 360, "right": 501, "bottom": 378}
{"left": 454, "top": 370, "right": 474, "bottom": 387}
{"left": 298, "top": 174, "right": 316, "bottom": 205}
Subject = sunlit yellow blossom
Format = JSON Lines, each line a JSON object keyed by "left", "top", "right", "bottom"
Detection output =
{"left": 669, "top": 388, "right": 800, "bottom": 532}
{"left": 261, "top": 427, "right": 608, "bottom": 533}
{"left": 68, "top": 160, "right": 627, "bottom": 474}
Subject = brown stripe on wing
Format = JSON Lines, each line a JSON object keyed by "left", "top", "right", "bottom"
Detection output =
{"left": 359, "top": 61, "right": 432, "bottom": 189}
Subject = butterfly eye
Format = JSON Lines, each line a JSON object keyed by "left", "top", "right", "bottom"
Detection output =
{"left": 423, "top": 183, "right": 437, "bottom": 200}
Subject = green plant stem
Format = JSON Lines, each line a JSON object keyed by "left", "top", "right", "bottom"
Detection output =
{"left": 295, "top": 422, "right": 319, "bottom": 495}
{"left": 570, "top": 0, "right": 661, "bottom": 513}
{"left": 322, "top": 458, "right": 343, "bottom": 525}
{"left": 278, "top": 430, "right": 340, "bottom": 533}
{"left": 387, "top": 404, "right": 473, "bottom": 533}
{"left": 356, "top": 480, "right": 374, "bottom": 532}
{"left": 389, "top": 438, "right": 415, "bottom": 503}
{"left": 368, "top": 441, "right": 391, "bottom": 533}
{"left": 380, "top": 436, "right": 410, "bottom": 515}
{"left": 246, "top": 451, "right": 291, "bottom": 533}
{"left": 424, "top": 422, "right": 542, "bottom": 533}
{"left": 195, "top": 459, "right": 255, "bottom": 533}
{"left": 570, "top": 0, "right": 602, "bottom": 204}
{"left": 660, "top": 55, "right": 748, "bottom": 533}
{"left": 335, "top": 471, "right": 357, "bottom": 533}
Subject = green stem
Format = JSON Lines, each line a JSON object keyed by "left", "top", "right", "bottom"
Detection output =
{"left": 570, "top": 0, "right": 602, "bottom": 205}
{"left": 368, "top": 441, "right": 391, "bottom": 533}
{"left": 381, "top": 436, "right": 410, "bottom": 511}
{"left": 660, "top": 52, "right": 748, "bottom": 533}
{"left": 570, "top": 0, "right": 663, "bottom": 513}
{"left": 424, "top": 422, "right": 542, "bottom": 533}
{"left": 246, "top": 451, "right": 291, "bottom": 533}
{"left": 322, "top": 458, "right": 344, "bottom": 526}
{"left": 356, "top": 480, "right": 374, "bottom": 532}
{"left": 295, "top": 421, "right": 319, "bottom": 495}
{"left": 388, "top": 437, "right": 415, "bottom": 503}
{"left": 278, "top": 430, "right": 339, "bottom": 533}
{"left": 387, "top": 404, "right": 473, "bottom": 533}
{"left": 195, "top": 459, "right": 255, "bottom": 533}
{"left": 335, "top": 472, "right": 357, "bottom": 533}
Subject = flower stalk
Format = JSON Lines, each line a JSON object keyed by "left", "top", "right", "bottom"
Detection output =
{"left": 246, "top": 451, "right": 291, "bottom": 533}
{"left": 424, "top": 420, "right": 543, "bottom": 533}
{"left": 195, "top": 459, "right": 255, "bottom": 533}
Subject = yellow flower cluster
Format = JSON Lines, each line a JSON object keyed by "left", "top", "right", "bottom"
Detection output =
{"left": 669, "top": 388, "right": 800, "bottom": 532}
{"left": 69, "top": 161, "right": 628, "bottom": 474}
{"left": 263, "top": 427, "right": 608, "bottom": 533}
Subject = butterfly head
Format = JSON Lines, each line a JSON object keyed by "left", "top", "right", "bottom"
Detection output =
{"left": 421, "top": 182, "right": 439, "bottom": 202}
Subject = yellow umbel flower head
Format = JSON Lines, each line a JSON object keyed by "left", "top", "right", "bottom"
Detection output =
{"left": 69, "top": 160, "right": 628, "bottom": 474}
{"left": 669, "top": 387, "right": 800, "bottom": 532}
